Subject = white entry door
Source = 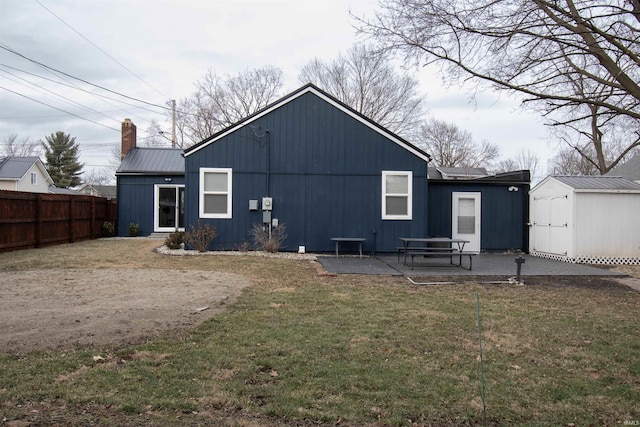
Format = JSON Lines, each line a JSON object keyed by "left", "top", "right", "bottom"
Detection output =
{"left": 452, "top": 192, "right": 481, "bottom": 253}
{"left": 154, "top": 185, "right": 185, "bottom": 232}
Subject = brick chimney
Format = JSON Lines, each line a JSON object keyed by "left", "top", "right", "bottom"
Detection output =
{"left": 121, "top": 118, "right": 137, "bottom": 160}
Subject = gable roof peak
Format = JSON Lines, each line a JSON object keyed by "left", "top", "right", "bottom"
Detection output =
{"left": 183, "top": 83, "right": 431, "bottom": 163}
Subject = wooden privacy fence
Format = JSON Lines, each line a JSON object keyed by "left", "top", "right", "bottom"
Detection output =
{"left": 0, "top": 190, "right": 117, "bottom": 253}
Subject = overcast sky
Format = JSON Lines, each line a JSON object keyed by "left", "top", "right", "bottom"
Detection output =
{"left": 1, "top": 0, "right": 552, "bottom": 182}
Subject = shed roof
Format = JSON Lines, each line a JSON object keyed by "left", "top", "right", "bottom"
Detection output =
{"left": 552, "top": 175, "right": 640, "bottom": 191}
{"left": 184, "top": 83, "right": 432, "bottom": 163}
{"left": 116, "top": 148, "right": 184, "bottom": 175}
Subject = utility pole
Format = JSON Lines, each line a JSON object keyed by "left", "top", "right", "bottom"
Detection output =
{"left": 171, "top": 99, "right": 176, "bottom": 148}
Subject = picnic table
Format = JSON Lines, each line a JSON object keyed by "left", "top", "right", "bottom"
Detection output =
{"left": 330, "top": 237, "right": 366, "bottom": 258}
{"left": 398, "top": 237, "right": 473, "bottom": 270}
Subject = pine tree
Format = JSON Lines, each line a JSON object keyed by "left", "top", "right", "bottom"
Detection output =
{"left": 42, "top": 131, "right": 83, "bottom": 188}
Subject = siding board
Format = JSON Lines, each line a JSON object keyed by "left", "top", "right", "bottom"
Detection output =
{"left": 185, "top": 91, "right": 429, "bottom": 253}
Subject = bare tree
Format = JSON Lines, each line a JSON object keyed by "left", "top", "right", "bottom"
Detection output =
{"left": 82, "top": 168, "right": 114, "bottom": 185}
{"left": 298, "top": 44, "right": 424, "bottom": 137}
{"left": 357, "top": 0, "right": 640, "bottom": 172}
{"left": 548, "top": 145, "right": 600, "bottom": 176}
{"left": 171, "top": 66, "right": 284, "bottom": 146}
{"left": 1, "top": 134, "right": 41, "bottom": 157}
{"left": 495, "top": 150, "right": 541, "bottom": 180}
{"left": 417, "top": 118, "right": 499, "bottom": 168}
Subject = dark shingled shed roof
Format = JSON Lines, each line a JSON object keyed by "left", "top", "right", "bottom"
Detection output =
{"left": 552, "top": 175, "right": 640, "bottom": 191}
{"left": 116, "top": 148, "right": 184, "bottom": 175}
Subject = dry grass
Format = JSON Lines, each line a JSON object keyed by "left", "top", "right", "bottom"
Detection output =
{"left": 1, "top": 239, "right": 639, "bottom": 426}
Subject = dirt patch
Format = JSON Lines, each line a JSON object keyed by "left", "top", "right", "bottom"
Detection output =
{"left": 0, "top": 268, "right": 250, "bottom": 354}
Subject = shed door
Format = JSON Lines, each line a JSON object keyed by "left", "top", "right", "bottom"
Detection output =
{"left": 532, "top": 195, "right": 570, "bottom": 255}
{"left": 452, "top": 192, "right": 481, "bottom": 253}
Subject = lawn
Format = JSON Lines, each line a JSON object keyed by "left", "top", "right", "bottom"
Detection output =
{"left": 1, "top": 239, "right": 639, "bottom": 426}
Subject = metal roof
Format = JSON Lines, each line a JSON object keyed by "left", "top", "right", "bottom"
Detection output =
{"left": 428, "top": 167, "right": 488, "bottom": 180}
{"left": 605, "top": 155, "right": 640, "bottom": 182}
{"left": 0, "top": 156, "right": 41, "bottom": 179}
{"left": 553, "top": 175, "right": 640, "bottom": 191}
{"left": 116, "top": 148, "right": 184, "bottom": 175}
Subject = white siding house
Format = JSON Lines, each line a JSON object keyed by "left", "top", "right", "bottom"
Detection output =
{"left": 0, "top": 157, "right": 54, "bottom": 193}
{"left": 529, "top": 176, "right": 640, "bottom": 265}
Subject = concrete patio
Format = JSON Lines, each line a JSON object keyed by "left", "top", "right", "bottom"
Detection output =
{"left": 317, "top": 253, "right": 625, "bottom": 280}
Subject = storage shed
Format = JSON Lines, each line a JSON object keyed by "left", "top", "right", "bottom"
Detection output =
{"left": 529, "top": 176, "right": 640, "bottom": 265}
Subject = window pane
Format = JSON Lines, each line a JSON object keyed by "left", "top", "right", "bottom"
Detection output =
{"left": 386, "top": 196, "right": 407, "bottom": 215}
{"left": 457, "top": 216, "right": 475, "bottom": 234}
{"left": 204, "top": 194, "right": 228, "bottom": 214}
{"left": 204, "top": 172, "right": 227, "bottom": 192}
{"left": 386, "top": 175, "right": 408, "bottom": 194}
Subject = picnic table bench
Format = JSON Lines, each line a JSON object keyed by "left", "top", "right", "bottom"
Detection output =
{"left": 331, "top": 237, "right": 366, "bottom": 258}
{"left": 398, "top": 238, "right": 475, "bottom": 270}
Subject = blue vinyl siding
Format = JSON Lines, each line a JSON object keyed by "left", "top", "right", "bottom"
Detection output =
{"left": 116, "top": 175, "right": 185, "bottom": 236}
{"left": 185, "top": 91, "right": 428, "bottom": 253}
{"left": 428, "top": 182, "right": 529, "bottom": 251}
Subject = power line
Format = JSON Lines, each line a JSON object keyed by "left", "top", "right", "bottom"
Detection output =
{"left": 0, "top": 63, "right": 166, "bottom": 116}
{"left": 33, "top": 0, "right": 168, "bottom": 99}
{"left": 0, "top": 68, "right": 121, "bottom": 123}
{"left": 0, "top": 85, "right": 120, "bottom": 132}
{"left": 0, "top": 44, "right": 170, "bottom": 111}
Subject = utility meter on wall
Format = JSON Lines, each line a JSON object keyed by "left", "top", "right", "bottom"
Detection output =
{"left": 262, "top": 197, "right": 273, "bottom": 211}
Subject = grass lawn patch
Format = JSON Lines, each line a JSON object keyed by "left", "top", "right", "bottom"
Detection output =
{"left": 1, "top": 239, "right": 639, "bottom": 426}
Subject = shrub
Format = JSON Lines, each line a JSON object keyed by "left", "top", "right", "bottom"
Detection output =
{"left": 128, "top": 223, "right": 139, "bottom": 237}
{"left": 102, "top": 221, "right": 115, "bottom": 237}
{"left": 250, "top": 223, "right": 287, "bottom": 253}
{"left": 184, "top": 221, "right": 217, "bottom": 252}
{"left": 236, "top": 241, "right": 251, "bottom": 252}
{"left": 164, "top": 231, "right": 185, "bottom": 250}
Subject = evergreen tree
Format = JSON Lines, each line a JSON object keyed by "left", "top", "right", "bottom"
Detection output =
{"left": 42, "top": 131, "right": 83, "bottom": 188}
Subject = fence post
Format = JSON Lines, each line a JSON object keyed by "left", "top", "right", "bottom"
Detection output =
{"left": 69, "top": 197, "right": 75, "bottom": 243}
{"left": 90, "top": 197, "right": 96, "bottom": 239}
{"left": 35, "top": 194, "right": 42, "bottom": 248}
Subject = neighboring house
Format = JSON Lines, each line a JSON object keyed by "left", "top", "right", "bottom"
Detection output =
{"left": 605, "top": 154, "right": 640, "bottom": 183}
{"left": 78, "top": 184, "right": 117, "bottom": 199}
{"left": 116, "top": 119, "right": 184, "bottom": 236}
{"left": 428, "top": 168, "right": 530, "bottom": 253}
{"left": 0, "top": 156, "right": 54, "bottom": 193}
{"left": 183, "top": 83, "right": 431, "bottom": 253}
{"left": 529, "top": 176, "right": 640, "bottom": 265}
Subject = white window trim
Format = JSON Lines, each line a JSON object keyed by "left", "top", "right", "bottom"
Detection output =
{"left": 199, "top": 167, "right": 232, "bottom": 219}
{"left": 382, "top": 170, "right": 412, "bottom": 220}
{"left": 31, "top": 172, "right": 37, "bottom": 185}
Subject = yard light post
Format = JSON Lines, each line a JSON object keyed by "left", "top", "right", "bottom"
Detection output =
{"left": 515, "top": 256, "right": 525, "bottom": 283}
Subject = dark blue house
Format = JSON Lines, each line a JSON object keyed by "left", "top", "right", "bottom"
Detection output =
{"left": 427, "top": 167, "right": 530, "bottom": 252}
{"left": 183, "top": 84, "right": 431, "bottom": 253}
{"left": 116, "top": 119, "right": 184, "bottom": 236}
{"left": 115, "top": 85, "right": 530, "bottom": 253}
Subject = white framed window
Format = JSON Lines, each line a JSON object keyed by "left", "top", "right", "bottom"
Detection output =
{"left": 382, "top": 171, "right": 412, "bottom": 220}
{"left": 30, "top": 172, "right": 37, "bottom": 185}
{"left": 199, "top": 168, "right": 232, "bottom": 218}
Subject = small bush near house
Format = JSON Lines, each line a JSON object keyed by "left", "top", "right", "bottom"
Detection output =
{"left": 236, "top": 241, "right": 251, "bottom": 252}
{"left": 164, "top": 231, "right": 185, "bottom": 250}
{"left": 102, "top": 221, "right": 115, "bottom": 237}
{"left": 250, "top": 223, "right": 287, "bottom": 253}
{"left": 128, "top": 223, "right": 140, "bottom": 237}
{"left": 184, "top": 221, "right": 217, "bottom": 252}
